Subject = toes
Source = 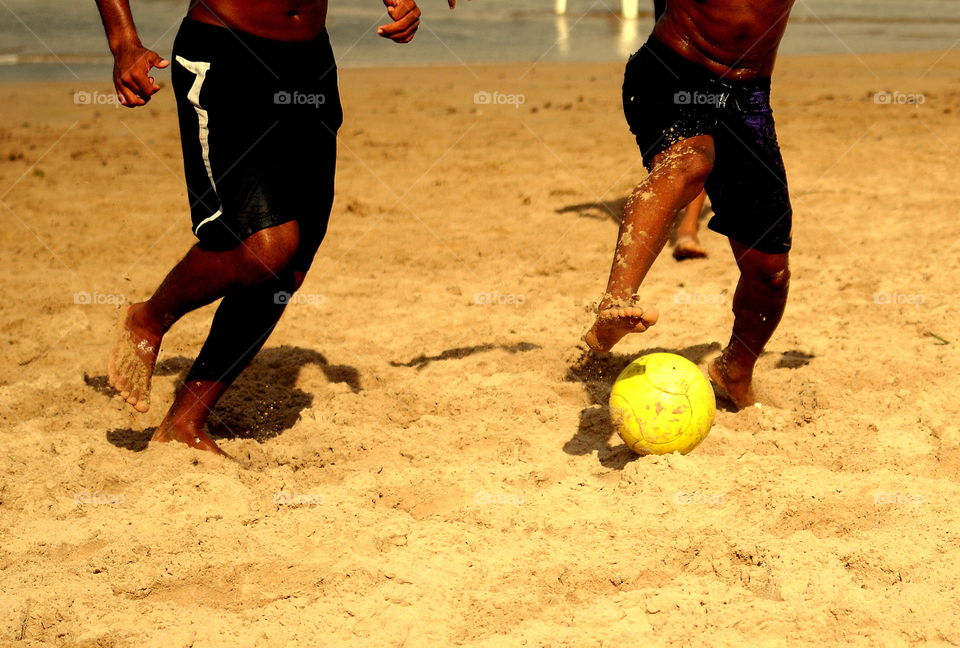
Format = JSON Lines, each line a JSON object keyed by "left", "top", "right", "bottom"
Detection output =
{"left": 134, "top": 400, "right": 150, "bottom": 413}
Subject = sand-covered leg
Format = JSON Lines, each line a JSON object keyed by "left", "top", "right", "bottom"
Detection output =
{"left": 107, "top": 303, "right": 163, "bottom": 413}
{"left": 586, "top": 138, "right": 713, "bottom": 354}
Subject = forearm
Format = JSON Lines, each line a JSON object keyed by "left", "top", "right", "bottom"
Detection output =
{"left": 94, "top": 0, "right": 142, "bottom": 53}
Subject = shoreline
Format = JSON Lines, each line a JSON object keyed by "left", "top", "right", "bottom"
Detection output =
{"left": 1, "top": 47, "right": 958, "bottom": 85}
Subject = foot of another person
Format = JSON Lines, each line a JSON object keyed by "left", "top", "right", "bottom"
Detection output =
{"left": 107, "top": 303, "right": 163, "bottom": 413}
{"left": 152, "top": 416, "right": 228, "bottom": 456}
{"left": 673, "top": 235, "right": 708, "bottom": 261}
{"left": 708, "top": 350, "right": 756, "bottom": 409}
{"left": 584, "top": 303, "right": 659, "bottom": 353}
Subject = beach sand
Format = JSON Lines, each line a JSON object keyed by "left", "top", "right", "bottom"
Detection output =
{"left": 1, "top": 49, "right": 959, "bottom": 646}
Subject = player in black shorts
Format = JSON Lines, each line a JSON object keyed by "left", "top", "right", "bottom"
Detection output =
{"left": 97, "top": 0, "right": 457, "bottom": 455}
{"left": 585, "top": 0, "right": 796, "bottom": 410}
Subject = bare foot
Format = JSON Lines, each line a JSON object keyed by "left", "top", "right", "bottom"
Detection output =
{"left": 673, "top": 235, "right": 708, "bottom": 261}
{"left": 107, "top": 303, "right": 162, "bottom": 413}
{"left": 584, "top": 304, "right": 659, "bottom": 353}
{"left": 152, "top": 417, "right": 228, "bottom": 456}
{"left": 708, "top": 351, "right": 756, "bottom": 410}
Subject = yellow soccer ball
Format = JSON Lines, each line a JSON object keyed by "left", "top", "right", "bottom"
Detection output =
{"left": 609, "top": 353, "right": 715, "bottom": 455}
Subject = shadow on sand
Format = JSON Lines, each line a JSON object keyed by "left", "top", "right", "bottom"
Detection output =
{"left": 95, "top": 345, "right": 360, "bottom": 452}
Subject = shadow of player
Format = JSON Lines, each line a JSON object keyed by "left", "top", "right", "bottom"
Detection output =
{"left": 96, "top": 345, "right": 360, "bottom": 451}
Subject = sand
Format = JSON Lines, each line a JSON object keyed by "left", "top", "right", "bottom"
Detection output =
{"left": 1, "top": 49, "right": 959, "bottom": 647}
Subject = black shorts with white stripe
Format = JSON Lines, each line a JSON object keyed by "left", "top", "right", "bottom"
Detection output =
{"left": 171, "top": 18, "right": 342, "bottom": 271}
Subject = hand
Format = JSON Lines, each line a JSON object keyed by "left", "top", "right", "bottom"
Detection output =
{"left": 111, "top": 43, "right": 169, "bottom": 107}
{"left": 378, "top": 0, "right": 422, "bottom": 43}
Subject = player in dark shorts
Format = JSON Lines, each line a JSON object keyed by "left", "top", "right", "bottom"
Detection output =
{"left": 585, "top": 0, "right": 796, "bottom": 410}
{"left": 97, "top": 0, "right": 458, "bottom": 455}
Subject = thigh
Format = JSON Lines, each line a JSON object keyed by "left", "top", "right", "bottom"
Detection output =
{"left": 623, "top": 46, "right": 717, "bottom": 170}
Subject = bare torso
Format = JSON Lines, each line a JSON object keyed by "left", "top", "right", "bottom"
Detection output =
{"left": 187, "top": 0, "right": 329, "bottom": 41}
{"left": 653, "top": 0, "right": 795, "bottom": 79}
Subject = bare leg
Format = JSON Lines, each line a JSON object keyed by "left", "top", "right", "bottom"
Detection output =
{"left": 151, "top": 270, "right": 304, "bottom": 455}
{"left": 585, "top": 136, "right": 715, "bottom": 352}
{"left": 673, "top": 189, "right": 708, "bottom": 260}
{"left": 709, "top": 239, "right": 790, "bottom": 409}
{"left": 107, "top": 222, "right": 300, "bottom": 412}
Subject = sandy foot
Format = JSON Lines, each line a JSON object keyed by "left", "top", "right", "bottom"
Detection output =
{"left": 584, "top": 306, "right": 659, "bottom": 353}
{"left": 673, "top": 235, "right": 708, "bottom": 261}
{"left": 708, "top": 351, "right": 756, "bottom": 410}
{"left": 152, "top": 417, "right": 228, "bottom": 457}
{"left": 107, "top": 304, "right": 161, "bottom": 413}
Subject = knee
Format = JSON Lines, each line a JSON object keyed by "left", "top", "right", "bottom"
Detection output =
{"left": 237, "top": 221, "right": 300, "bottom": 282}
{"left": 749, "top": 262, "right": 790, "bottom": 292}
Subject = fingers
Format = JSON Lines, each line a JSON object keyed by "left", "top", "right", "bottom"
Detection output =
{"left": 378, "top": 0, "right": 421, "bottom": 43}
{"left": 115, "top": 49, "right": 167, "bottom": 108}
{"left": 115, "top": 75, "right": 145, "bottom": 107}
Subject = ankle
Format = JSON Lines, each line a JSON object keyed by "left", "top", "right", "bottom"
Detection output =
{"left": 131, "top": 301, "right": 171, "bottom": 337}
{"left": 719, "top": 347, "right": 756, "bottom": 381}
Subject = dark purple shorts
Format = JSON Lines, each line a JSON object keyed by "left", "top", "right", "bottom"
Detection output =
{"left": 623, "top": 37, "right": 792, "bottom": 255}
